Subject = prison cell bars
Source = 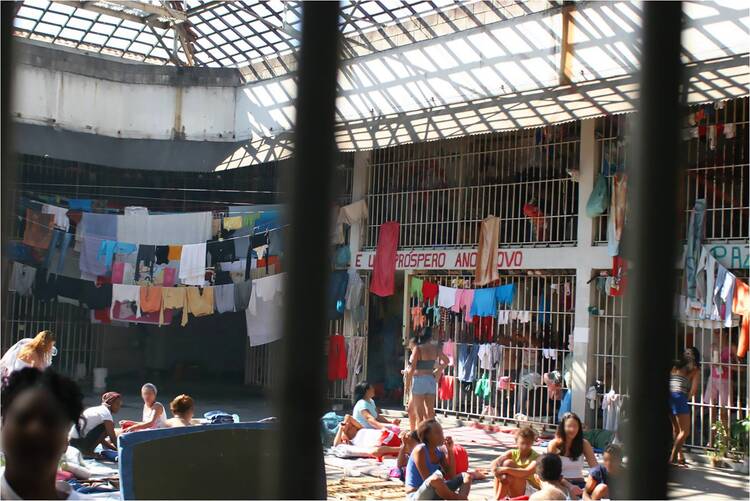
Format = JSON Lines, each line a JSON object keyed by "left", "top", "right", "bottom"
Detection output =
{"left": 365, "top": 123, "right": 581, "bottom": 249}
{"left": 593, "top": 97, "right": 749, "bottom": 244}
{"left": 407, "top": 271, "right": 575, "bottom": 428}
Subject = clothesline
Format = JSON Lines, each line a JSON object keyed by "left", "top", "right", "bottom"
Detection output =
{"left": 22, "top": 189, "right": 281, "bottom": 208}
{"left": 16, "top": 210, "right": 290, "bottom": 245}
{"left": 21, "top": 194, "right": 285, "bottom": 215}
{"left": 19, "top": 181, "right": 283, "bottom": 195}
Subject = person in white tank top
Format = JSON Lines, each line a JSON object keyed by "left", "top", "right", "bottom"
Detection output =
{"left": 547, "top": 413, "right": 599, "bottom": 493}
{"left": 121, "top": 383, "right": 167, "bottom": 433}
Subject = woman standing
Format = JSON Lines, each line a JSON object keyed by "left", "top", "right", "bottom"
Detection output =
{"left": 120, "top": 383, "right": 167, "bottom": 432}
{"left": 0, "top": 330, "right": 56, "bottom": 381}
{"left": 547, "top": 412, "right": 597, "bottom": 492}
{"left": 669, "top": 349, "right": 700, "bottom": 466}
{"left": 406, "top": 329, "right": 449, "bottom": 429}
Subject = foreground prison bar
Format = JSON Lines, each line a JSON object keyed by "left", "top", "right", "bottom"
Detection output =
{"left": 1, "top": 1, "right": 749, "bottom": 500}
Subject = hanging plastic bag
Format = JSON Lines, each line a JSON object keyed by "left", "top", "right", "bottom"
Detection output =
{"left": 586, "top": 174, "right": 610, "bottom": 218}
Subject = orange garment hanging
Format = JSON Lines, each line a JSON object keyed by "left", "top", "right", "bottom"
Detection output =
{"left": 475, "top": 216, "right": 500, "bottom": 286}
{"left": 734, "top": 279, "right": 748, "bottom": 358}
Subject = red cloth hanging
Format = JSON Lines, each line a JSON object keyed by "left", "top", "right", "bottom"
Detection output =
{"left": 370, "top": 221, "right": 400, "bottom": 297}
{"left": 422, "top": 280, "right": 439, "bottom": 304}
{"left": 438, "top": 375, "right": 455, "bottom": 401}
{"left": 327, "top": 335, "right": 348, "bottom": 381}
{"left": 610, "top": 256, "right": 627, "bottom": 297}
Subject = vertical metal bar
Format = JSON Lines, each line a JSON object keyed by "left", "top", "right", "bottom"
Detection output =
{"left": 625, "top": 3, "right": 683, "bottom": 498}
{"left": 276, "top": 3, "right": 339, "bottom": 499}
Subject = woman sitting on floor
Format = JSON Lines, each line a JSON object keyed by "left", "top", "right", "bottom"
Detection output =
{"left": 165, "top": 394, "right": 201, "bottom": 427}
{"left": 547, "top": 412, "right": 597, "bottom": 493}
{"left": 69, "top": 391, "right": 121, "bottom": 458}
{"left": 120, "top": 383, "right": 167, "bottom": 433}
{"left": 332, "top": 414, "right": 403, "bottom": 459}
{"left": 492, "top": 426, "right": 540, "bottom": 499}
{"left": 405, "top": 419, "right": 473, "bottom": 500}
{"left": 352, "top": 381, "right": 401, "bottom": 430}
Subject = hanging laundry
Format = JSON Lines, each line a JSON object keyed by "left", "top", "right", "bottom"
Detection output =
{"left": 410, "top": 307, "right": 426, "bottom": 330}
{"left": 97, "top": 241, "right": 138, "bottom": 273}
{"left": 601, "top": 390, "right": 622, "bottom": 432}
{"left": 111, "top": 284, "right": 141, "bottom": 318}
{"left": 233, "top": 280, "right": 253, "bottom": 312}
{"left": 329, "top": 270, "right": 349, "bottom": 320}
{"left": 78, "top": 212, "right": 117, "bottom": 241}
{"left": 477, "top": 344, "right": 501, "bottom": 370}
{"left": 41, "top": 204, "right": 69, "bottom": 231}
{"left": 134, "top": 245, "right": 156, "bottom": 282}
{"left": 470, "top": 287, "right": 498, "bottom": 318}
{"left": 327, "top": 335, "right": 348, "bottom": 381}
{"left": 8, "top": 262, "right": 36, "bottom": 296}
{"left": 332, "top": 200, "right": 368, "bottom": 244}
{"left": 179, "top": 243, "right": 207, "bottom": 286}
{"left": 333, "top": 245, "right": 351, "bottom": 269}
{"left": 475, "top": 216, "right": 500, "bottom": 286}
{"left": 80, "top": 237, "right": 108, "bottom": 277}
{"left": 245, "top": 279, "right": 283, "bottom": 346}
{"left": 154, "top": 246, "right": 170, "bottom": 265}
{"left": 248, "top": 273, "right": 284, "bottom": 315}
{"left": 474, "top": 375, "right": 491, "bottom": 399}
{"left": 23, "top": 209, "right": 54, "bottom": 250}
{"left": 684, "top": 199, "right": 706, "bottom": 299}
{"left": 369, "top": 221, "right": 399, "bottom": 297}
{"left": 223, "top": 216, "right": 243, "bottom": 231}
{"left": 522, "top": 204, "right": 547, "bottom": 242}
{"left": 210, "top": 283, "right": 235, "bottom": 314}
{"left": 68, "top": 199, "right": 93, "bottom": 212}
{"left": 79, "top": 282, "right": 113, "bottom": 310}
{"left": 452, "top": 289, "right": 475, "bottom": 323}
{"left": 207, "top": 239, "right": 236, "bottom": 267}
{"left": 442, "top": 341, "right": 455, "bottom": 366}
{"left": 56, "top": 276, "right": 83, "bottom": 306}
{"left": 495, "top": 283, "right": 516, "bottom": 305}
{"left": 347, "top": 337, "right": 367, "bottom": 394}
{"left": 607, "top": 173, "right": 628, "bottom": 257}
{"left": 117, "top": 211, "right": 212, "bottom": 246}
{"left": 140, "top": 286, "right": 163, "bottom": 314}
{"left": 410, "top": 277, "right": 424, "bottom": 302}
{"left": 186, "top": 287, "right": 214, "bottom": 319}
{"left": 497, "top": 310, "right": 510, "bottom": 325}
{"left": 610, "top": 256, "right": 627, "bottom": 297}
{"left": 161, "top": 287, "right": 188, "bottom": 326}
{"left": 457, "top": 344, "right": 479, "bottom": 382}
{"left": 345, "top": 269, "right": 364, "bottom": 310}
{"left": 438, "top": 375, "right": 455, "bottom": 401}
{"left": 422, "top": 280, "right": 439, "bottom": 304}
{"left": 167, "top": 245, "right": 182, "bottom": 261}
{"left": 438, "top": 285, "right": 457, "bottom": 309}
{"left": 472, "top": 316, "right": 494, "bottom": 343}
{"left": 734, "top": 280, "right": 748, "bottom": 358}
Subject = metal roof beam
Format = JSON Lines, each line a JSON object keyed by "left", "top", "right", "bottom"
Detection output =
{"left": 103, "top": 0, "right": 187, "bottom": 22}
{"left": 74, "top": 2, "right": 170, "bottom": 29}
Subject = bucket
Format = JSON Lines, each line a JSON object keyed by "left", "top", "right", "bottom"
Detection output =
{"left": 93, "top": 368, "right": 107, "bottom": 391}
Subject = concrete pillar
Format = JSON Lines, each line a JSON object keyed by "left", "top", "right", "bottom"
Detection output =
{"left": 570, "top": 118, "right": 597, "bottom": 420}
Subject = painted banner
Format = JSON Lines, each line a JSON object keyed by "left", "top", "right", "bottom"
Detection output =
{"left": 354, "top": 248, "right": 525, "bottom": 271}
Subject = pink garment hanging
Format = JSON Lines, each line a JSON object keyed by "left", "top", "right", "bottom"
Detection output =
{"left": 442, "top": 341, "right": 455, "bottom": 366}
{"left": 452, "top": 289, "right": 475, "bottom": 323}
{"left": 370, "top": 221, "right": 400, "bottom": 297}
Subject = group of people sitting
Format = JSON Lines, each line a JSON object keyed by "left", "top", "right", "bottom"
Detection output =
{"left": 69, "top": 383, "right": 200, "bottom": 458}
{"left": 335, "top": 381, "right": 622, "bottom": 500}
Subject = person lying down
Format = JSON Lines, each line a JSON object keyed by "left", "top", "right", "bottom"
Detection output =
{"left": 332, "top": 414, "right": 402, "bottom": 459}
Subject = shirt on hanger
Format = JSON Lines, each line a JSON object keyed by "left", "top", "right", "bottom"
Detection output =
{"left": 8, "top": 262, "right": 36, "bottom": 296}
{"left": 214, "top": 284, "right": 236, "bottom": 314}
{"left": 41, "top": 204, "right": 70, "bottom": 231}
{"left": 438, "top": 286, "right": 457, "bottom": 309}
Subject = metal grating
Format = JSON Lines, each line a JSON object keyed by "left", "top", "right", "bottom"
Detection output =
{"left": 593, "top": 97, "right": 749, "bottom": 245}
{"left": 2, "top": 292, "right": 102, "bottom": 380}
{"left": 409, "top": 271, "right": 575, "bottom": 428}
{"left": 589, "top": 269, "right": 750, "bottom": 450}
{"left": 366, "top": 124, "right": 580, "bottom": 249}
